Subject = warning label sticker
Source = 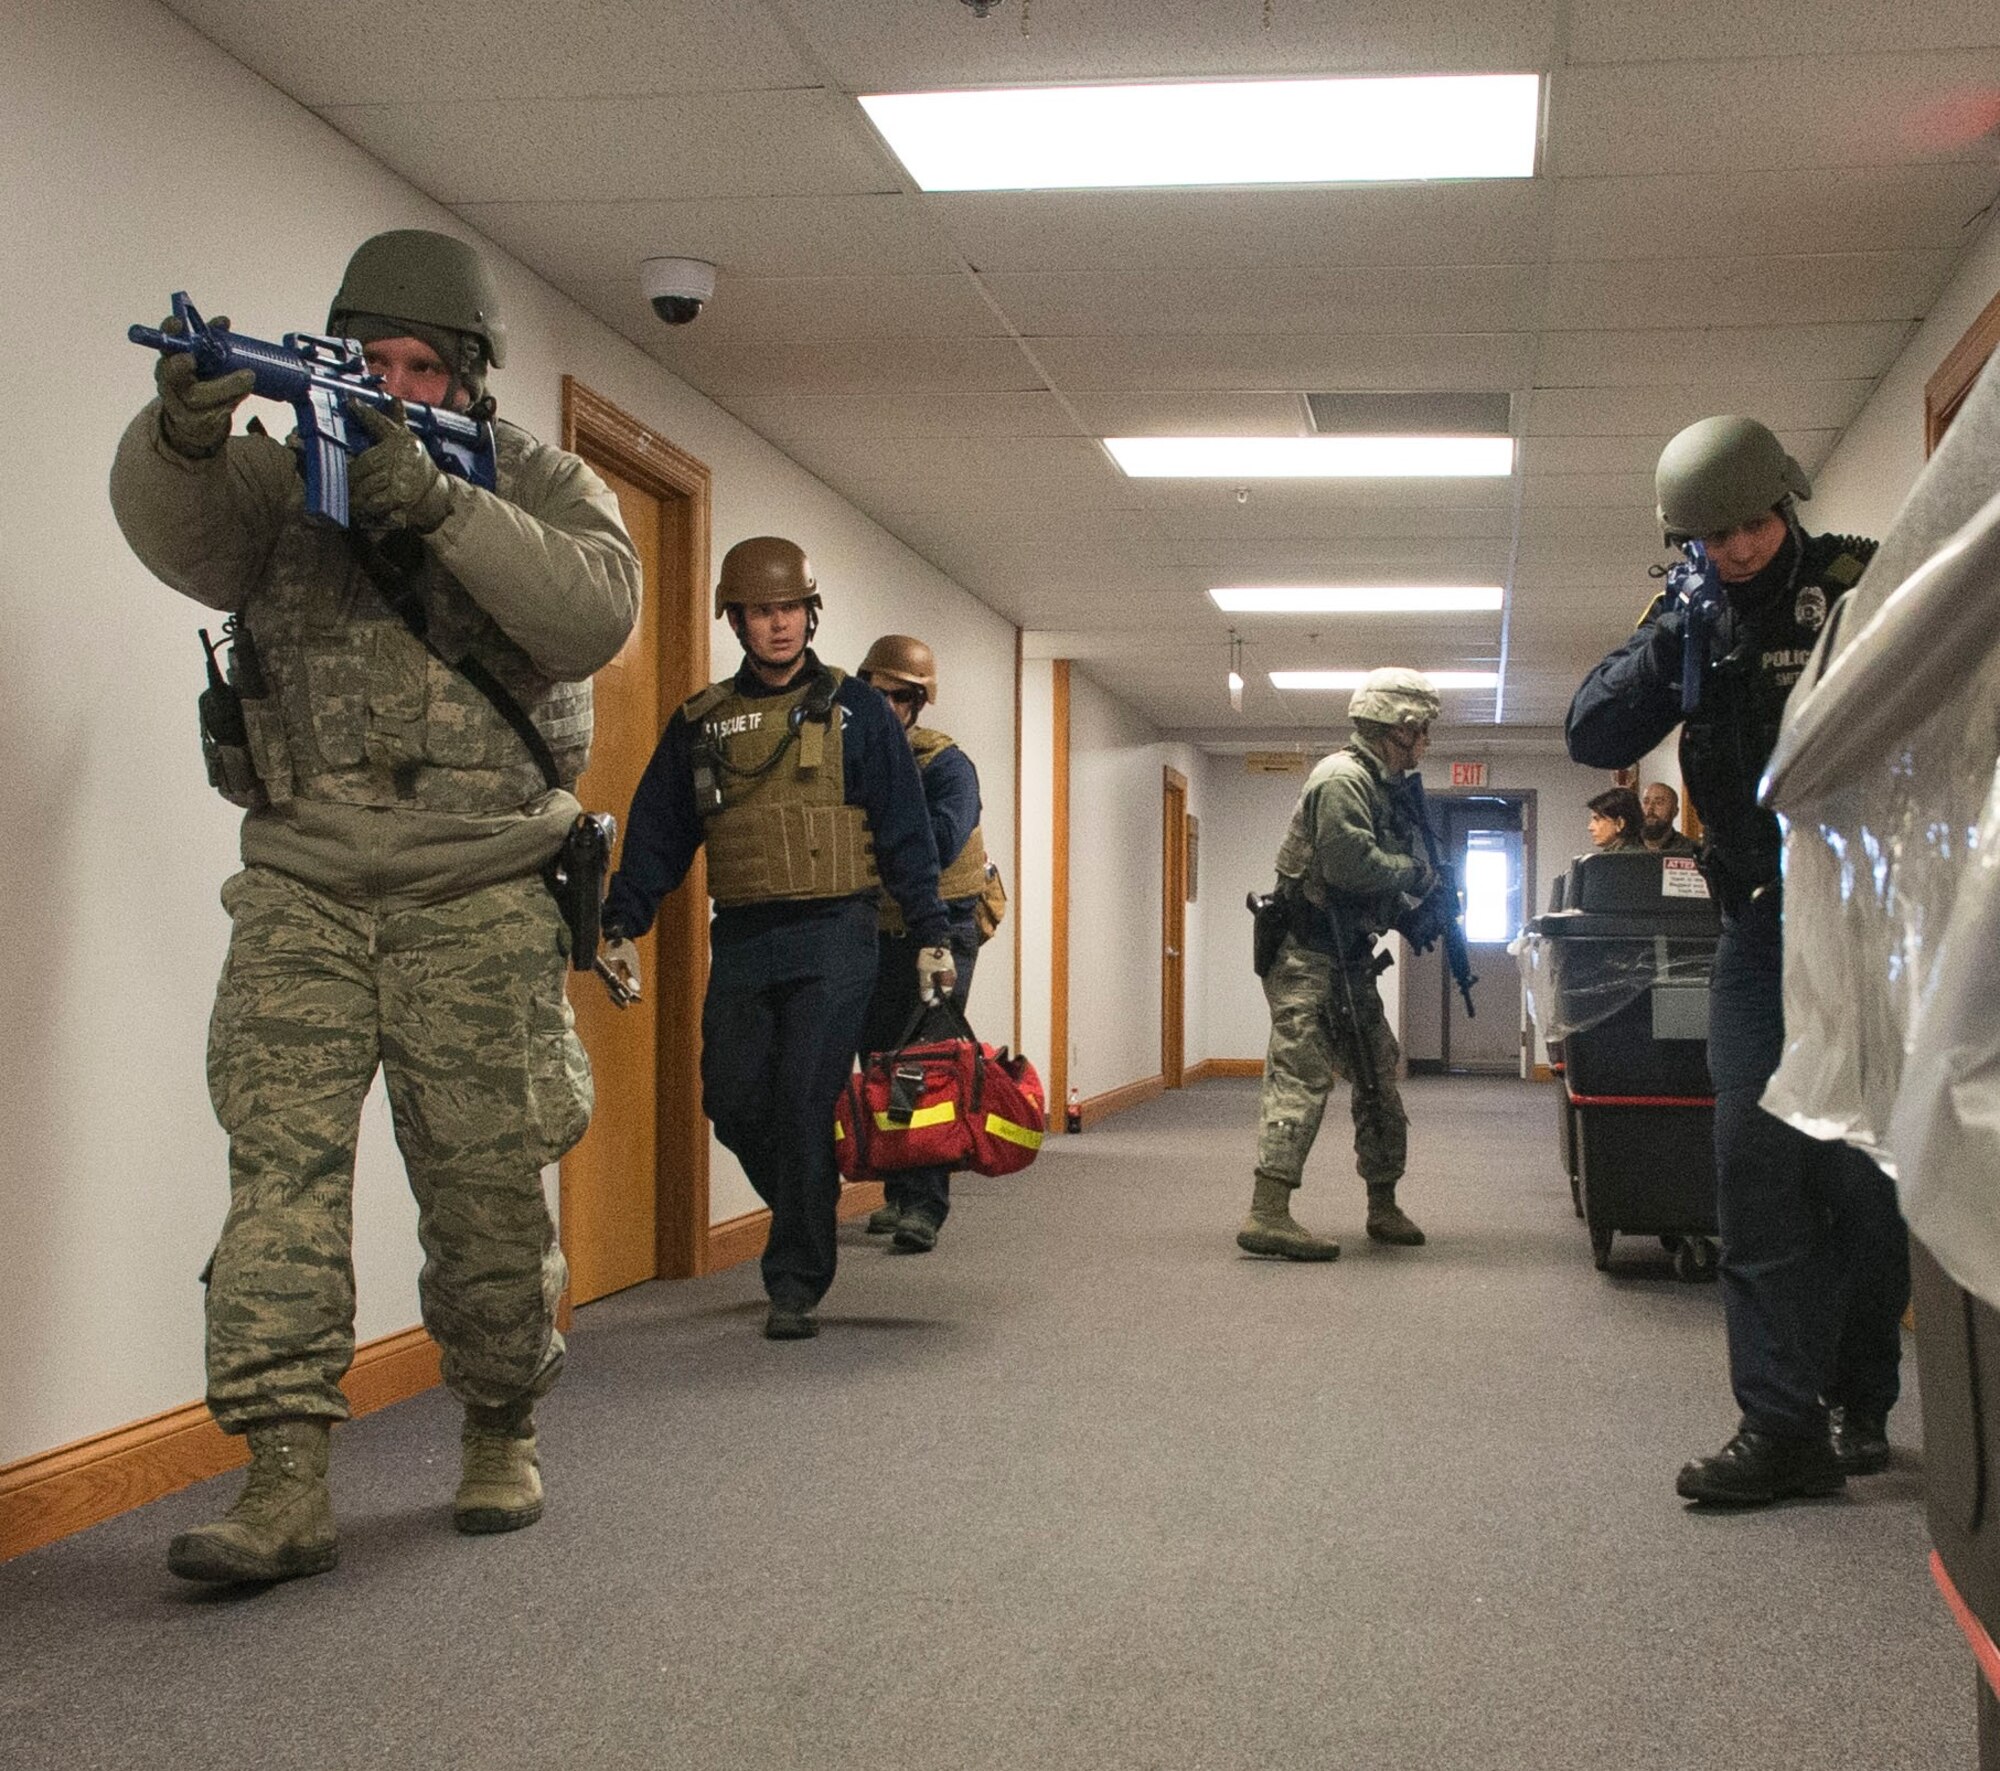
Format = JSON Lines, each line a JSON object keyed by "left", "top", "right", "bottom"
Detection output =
{"left": 1662, "top": 857, "right": 1711, "bottom": 899}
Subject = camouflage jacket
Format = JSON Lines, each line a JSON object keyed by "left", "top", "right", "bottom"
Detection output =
{"left": 1273, "top": 736, "right": 1427, "bottom": 944}
{"left": 110, "top": 403, "right": 640, "bottom": 905}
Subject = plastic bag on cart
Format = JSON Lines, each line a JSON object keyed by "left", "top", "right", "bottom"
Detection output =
{"left": 1761, "top": 349, "right": 2000, "bottom": 1309}
{"left": 1517, "top": 919, "right": 1716, "bottom": 1043}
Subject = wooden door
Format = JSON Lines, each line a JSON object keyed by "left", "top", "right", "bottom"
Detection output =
{"left": 1161, "top": 768, "right": 1187, "bottom": 1087}
{"left": 561, "top": 463, "right": 666, "bottom": 1304}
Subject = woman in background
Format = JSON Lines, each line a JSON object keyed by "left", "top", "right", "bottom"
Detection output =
{"left": 1586, "top": 785, "right": 1645, "bottom": 852}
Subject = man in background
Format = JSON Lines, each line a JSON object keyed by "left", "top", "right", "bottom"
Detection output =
{"left": 1640, "top": 782, "right": 1700, "bottom": 856}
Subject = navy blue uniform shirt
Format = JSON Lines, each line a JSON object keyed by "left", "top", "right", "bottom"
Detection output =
{"left": 605, "top": 652, "right": 949, "bottom": 945}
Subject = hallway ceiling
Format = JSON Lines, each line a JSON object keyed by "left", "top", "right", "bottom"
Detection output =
{"left": 163, "top": 0, "right": 2000, "bottom": 736}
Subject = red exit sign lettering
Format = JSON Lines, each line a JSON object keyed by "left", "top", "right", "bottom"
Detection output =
{"left": 1449, "top": 761, "right": 1488, "bottom": 788}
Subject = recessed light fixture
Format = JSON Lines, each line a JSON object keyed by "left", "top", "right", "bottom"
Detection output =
{"left": 858, "top": 74, "right": 1540, "bottom": 192}
{"left": 1105, "top": 437, "right": 1514, "bottom": 478}
{"left": 1210, "top": 586, "right": 1505, "bottom": 614}
{"left": 1269, "top": 670, "right": 1500, "bottom": 691}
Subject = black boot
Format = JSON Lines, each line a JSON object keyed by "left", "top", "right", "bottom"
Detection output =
{"left": 1830, "top": 1407, "right": 1891, "bottom": 1475}
{"left": 1675, "top": 1429, "right": 1844, "bottom": 1505}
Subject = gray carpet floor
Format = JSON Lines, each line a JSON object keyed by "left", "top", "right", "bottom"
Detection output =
{"left": 0, "top": 1078, "right": 1969, "bottom": 1771}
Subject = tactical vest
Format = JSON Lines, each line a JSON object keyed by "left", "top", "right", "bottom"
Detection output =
{"left": 684, "top": 665, "right": 880, "bottom": 908}
{"left": 1273, "top": 740, "right": 1420, "bottom": 945}
{"left": 1678, "top": 530, "right": 1873, "bottom": 900}
{"left": 238, "top": 422, "right": 593, "bottom": 816}
{"left": 880, "top": 725, "right": 986, "bottom": 933}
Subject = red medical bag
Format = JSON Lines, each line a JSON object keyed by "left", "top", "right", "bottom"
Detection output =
{"left": 835, "top": 1003, "right": 1046, "bottom": 1180}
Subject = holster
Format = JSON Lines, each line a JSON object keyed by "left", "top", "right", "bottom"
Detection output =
{"left": 542, "top": 812, "right": 617, "bottom": 971}
{"left": 196, "top": 623, "right": 267, "bottom": 811}
{"left": 1247, "top": 889, "right": 1288, "bottom": 978}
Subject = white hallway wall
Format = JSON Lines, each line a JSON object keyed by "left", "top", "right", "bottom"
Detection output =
{"left": 0, "top": 0, "right": 1016, "bottom": 1466}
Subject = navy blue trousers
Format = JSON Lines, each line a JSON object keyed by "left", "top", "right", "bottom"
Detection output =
{"left": 858, "top": 925, "right": 981, "bottom": 1226}
{"left": 701, "top": 897, "right": 880, "bottom": 1309}
{"left": 1709, "top": 897, "right": 1909, "bottom": 1439}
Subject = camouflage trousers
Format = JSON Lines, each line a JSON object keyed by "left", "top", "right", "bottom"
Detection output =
{"left": 202, "top": 866, "right": 589, "bottom": 1433}
{"left": 1255, "top": 935, "right": 1408, "bottom": 1191}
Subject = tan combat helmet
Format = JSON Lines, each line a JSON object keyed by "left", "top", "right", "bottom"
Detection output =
{"left": 858, "top": 634, "right": 938, "bottom": 707}
{"left": 1655, "top": 415, "right": 1810, "bottom": 544}
{"left": 1348, "top": 667, "right": 1442, "bottom": 729}
{"left": 714, "top": 535, "right": 818, "bottom": 620}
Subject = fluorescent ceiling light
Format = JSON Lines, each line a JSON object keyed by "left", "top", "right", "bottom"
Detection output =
{"left": 1105, "top": 436, "right": 1514, "bottom": 478}
{"left": 1270, "top": 670, "right": 1500, "bottom": 691}
{"left": 859, "top": 74, "right": 1540, "bottom": 191}
{"left": 1210, "top": 586, "right": 1504, "bottom": 614}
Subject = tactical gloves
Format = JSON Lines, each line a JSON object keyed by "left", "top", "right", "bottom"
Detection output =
{"left": 917, "top": 943, "right": 957, "bottom": 1003}
{"left": 154, "top": 315, "right": 254, "bottom": 459}
{"left": 347, "top": 398, "right": 456, "bottom": 532}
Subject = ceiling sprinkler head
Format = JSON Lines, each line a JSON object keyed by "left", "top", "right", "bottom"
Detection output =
{"left": 960, "top": 0, "right": 1000, "bottom": 15}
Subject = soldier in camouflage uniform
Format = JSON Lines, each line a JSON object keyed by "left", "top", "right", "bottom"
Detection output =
{"left": 1239, "top": 669, "right": 1442, "bottom": 1262}
{"left": 108, "top": 230, "right": 641, "bottom": 1582}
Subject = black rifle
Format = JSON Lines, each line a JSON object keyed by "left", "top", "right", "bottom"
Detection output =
{"left": 1398, "top": 773, "right": 1479, "bottom": 1017}
{"left": 1319, "top": 893, "right": 1393, "bottom": 1111}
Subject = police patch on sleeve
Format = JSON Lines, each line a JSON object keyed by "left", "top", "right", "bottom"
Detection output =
{"left": 1793, "top": 583, "right": 1828, "bottom": 633}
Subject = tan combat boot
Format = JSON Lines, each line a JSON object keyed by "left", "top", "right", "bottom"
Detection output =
{"left": 454, "top": 1402, "right": 543, "bottom": 1534}
{"left": 1366, "top": 1184, "right": 1426, "bottom": 1246}
{"left": 167, "top": 1417, "right": 338, "bottom": 1584}
{"left": 1236, "top": 1176, "right": 1340, "bottom": 1261}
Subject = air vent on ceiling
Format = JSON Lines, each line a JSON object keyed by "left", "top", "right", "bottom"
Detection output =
{"left": 1306, "top": 391, "right": 1513, "bottom": 436}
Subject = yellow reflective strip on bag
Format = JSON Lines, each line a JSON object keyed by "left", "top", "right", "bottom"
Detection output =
{"left": 983, "top": 1113, "right": 1044, "bottom": 1150}
{"left": 833, "top": 1120, "right": 845, "bottom": 1140}
{"left": 873, "top": 1101, "right": 958, "bottom": 1132}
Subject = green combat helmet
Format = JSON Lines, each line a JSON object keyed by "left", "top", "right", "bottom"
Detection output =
{"left": 1348, "top": 667, "right": 1442, "bottom": 729}
{"left": 328, "top": 229, "right": 507, "bottom": 398}
{"left": 1655, "top": 415, "right": 1809, "bottom": 544}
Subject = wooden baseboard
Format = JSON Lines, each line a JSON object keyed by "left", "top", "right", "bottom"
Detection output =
{"left": 1186, "top": 1058, "right": 1263, "bottom": 1081}
{"left": 1531, "top": 1063, "right": 1555, "bottom": 1083}
{"left": 0, "top": 1323, "right": 444, "bottom": 1565}
{"left": 702, "top": 1183, "right": 888, "bottom": 1277}
{"left": 1077, "top": 1073, "right": 1164, "bottom": 1129}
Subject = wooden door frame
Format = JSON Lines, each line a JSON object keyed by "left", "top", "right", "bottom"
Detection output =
{"left": 1926, "top": 286, "right": 2000, "bottom": 455}
{"left": 1161, "top": 766, "right": 1188, "bottom": 1088}
{"left": 561, "top": 376, "right": 712, "bottom": 1281}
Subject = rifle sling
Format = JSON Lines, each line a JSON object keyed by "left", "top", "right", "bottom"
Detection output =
{"left": 346, "top": 530, "right": 562, "bottom": 793}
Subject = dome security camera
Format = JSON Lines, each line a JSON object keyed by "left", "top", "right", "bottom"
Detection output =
{"left": 640, "top": 256, "right": 716, "bottom": 326}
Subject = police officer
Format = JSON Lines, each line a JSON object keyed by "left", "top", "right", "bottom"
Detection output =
{"left": 1239, "top": 669, "right": 1441, "bottom": 1262}
{"left": 601, "top": 541, "right": 951, "bottom": 1339}
{"left": 109, "top": 230, "right": 641, "bottom": 1582}
{"left": 1568, "top": 415, "right": 1910, "bottom": 1504}
{"left": 1640, "top": 782, "right": 1700, "bottom": 856}
{"left": 852, "top": 635, "right": 987, "bottom": 1253}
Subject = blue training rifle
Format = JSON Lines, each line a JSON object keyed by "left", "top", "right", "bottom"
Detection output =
{"left": 128, "top": 292, "right": 496, "bottom": 529}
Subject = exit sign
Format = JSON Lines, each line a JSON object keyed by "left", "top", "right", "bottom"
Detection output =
{"left": 1449, "top": 761, "right": 1488, "bottom": 788}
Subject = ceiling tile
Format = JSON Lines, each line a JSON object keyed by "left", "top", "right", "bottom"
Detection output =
{"left": 1062, "top": 391, "right": 1316, "bottom": 436}
{"left": 1552, "top": 162, "right": 2000, "bottom": 260}
{"left": 1525, "top": 381, "right": 1875, "bottom": 434}
{"left": 633, "top": 335, "right": 1043, "bottom": 397}
{"left": 720, "top": 391, "right": 1078, "bottom": 438}
{"left": 925, "top": 183, "right": 1556, "bottom": 273}
{"left": 776, "top": 433, "right": 1110, "bottom": 482}
{"left": 576, "top": 274, "right": 1003, "bottom": 344}
{"left": 782, "top": 0, "right": 1557, "bottom": 87}
{"left": 982, "top": 263, "right": 1544, "bottom": 337}
{"left": 1542, "top": 252, "right": 1956, "bottom": 330}
{"left": 1536, "top": 321, "right": 1914, "bottom": 387}
{"left": 1569, "top": 0, "right": 2000, "bottom": 62}
{"left": 457, "top": 195, "right": 962, "bottom": 281}
{"left": 1032, "top": 332, "right": 1536, "bottom": 392}
{"left": 163, "top": 0, "right": 816, "bottom": 103}
{"left": 1550, "top": 53, "right": 2000, "bottom": 176}
{"left": 320, "top": 90, "right": 895, "bottom": 204}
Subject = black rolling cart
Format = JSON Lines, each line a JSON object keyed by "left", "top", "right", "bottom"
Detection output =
{"left": 1527, "top": 850, "right": 1721, "bottom": 1279}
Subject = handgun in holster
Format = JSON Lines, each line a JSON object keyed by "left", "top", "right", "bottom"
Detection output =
{"left": 197, "top": 620, "right": 267, "bottom": 810}
{"left": 544, "top": 812, "right": 617, "bottom": 971}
